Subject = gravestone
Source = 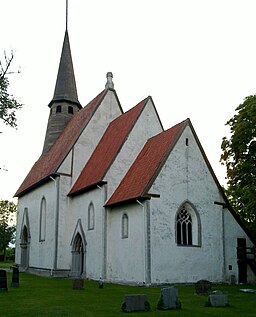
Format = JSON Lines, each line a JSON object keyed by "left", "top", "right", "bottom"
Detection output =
{"left": 195, "top": 279, "right": 212, "bottom": 295}
{"left": 208, "top": 291, "right": 229, "bottom": 307}
{"left": 98, "top": 277, "right": 104, "bottom": 289}
{"left": 0, "top": 270, "right": 8, "bottom": 291}
{"left": 122, "top": 294, "right": 150, "bottom": 312}
{"left": 72, "top": 278, "right": 84, "bottom": 290}
{"left": 11, "top": 266, "right": 19, "bottom": 287}
{"left": 157, "top": 287, "right": 181, "bottom": 310}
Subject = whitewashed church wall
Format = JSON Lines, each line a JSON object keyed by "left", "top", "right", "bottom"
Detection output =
{"left": 106, "top": 204, "right": 145, "bottom": 283}
{"left": 223, "top": 209, "right": 255, "bottom": 283}
{"left": 57, "top": 150, "right": 73, "bottom": 175}
{"left": 106, "top": 99, "right": 163, "bottom": 199}
{"left": 15, "top": 181, "right": 56, "bottom": 271}
{"left": 52, "top": 175, "right": 72, "bottom": 271}
{"left": 149, "top": 125, "right": 225, "bottom": 283}
{"left": 70, "top": 91, "right": 122, "bottom": 186}
{"left": 67, "top": 187, "right": 105, "bottom": 279}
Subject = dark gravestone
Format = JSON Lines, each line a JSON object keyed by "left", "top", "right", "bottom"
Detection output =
{"left": 195, "top": 279, "right": 212, "bottom": 295}
{"left": 157, "top": 287, "right": 181, "bottom": 310}
{"left": 98, "top": 277, "right": 104, "bottom": 289}
{"left": 72, "top": 278, "right": 84, "bottom": 290}
{"left": 11, "top": 266, "right": 19, "bottom": 287}
{"left": 0, "top": 270, "right": 8, "bottom": 292}
{"left": 122, "top": 294, "right": 150, "bottom": 312}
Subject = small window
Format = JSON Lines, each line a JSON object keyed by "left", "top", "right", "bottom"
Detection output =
{"left": 68, "top": 106, "right": 74, "bottom": 114}
{"left": 56, "top": 105, "right": 62, "bottom": 113}
{"left": 122, "top": 213, "right": 128, "bottom": 239}
{"left": 39, "top": 197, "right": 46, "bottom": 241}
{"left": 88, "top": 202, "right": 95, "bottom": 230}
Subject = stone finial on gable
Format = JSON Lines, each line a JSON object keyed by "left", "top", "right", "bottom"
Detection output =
{"left": 105, "top": 72, "right": 114, "bottom": 89}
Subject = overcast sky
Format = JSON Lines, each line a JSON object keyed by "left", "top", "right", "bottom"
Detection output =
{"left": 1, "top": 0, "right": 256, "bottom": 202}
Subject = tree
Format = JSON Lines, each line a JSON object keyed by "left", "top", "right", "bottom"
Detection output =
{"left": 0, "top": 199, "right": 16, "bottom": 261}
{"left": 220, "top": 95, "right": 256, "bottom": 238}
{"left": 0, "top": 50, "right": 22, "bottom": 129}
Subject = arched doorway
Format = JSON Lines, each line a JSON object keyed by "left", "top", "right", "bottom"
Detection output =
{"left": 20, "top": 225, "right": 29, "bottom": 269}
{"left": 71, "top": 233, "right": 85, "bottom": 277}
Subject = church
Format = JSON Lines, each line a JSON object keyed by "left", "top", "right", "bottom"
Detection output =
{"left": 14, "top": 26, "right": 256, "bottom": 284}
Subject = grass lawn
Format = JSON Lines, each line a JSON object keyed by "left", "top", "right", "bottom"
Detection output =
{"left": 0, "top": 271, "right": 255, "bottom": 317}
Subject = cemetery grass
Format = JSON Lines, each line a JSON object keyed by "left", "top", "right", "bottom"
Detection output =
{"left": 1, "top": 272, "right": 256, "bottom": 317}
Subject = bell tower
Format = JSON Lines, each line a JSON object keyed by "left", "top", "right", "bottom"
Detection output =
{"left": 42, "top": 2, "right": 81, "bottom": 155}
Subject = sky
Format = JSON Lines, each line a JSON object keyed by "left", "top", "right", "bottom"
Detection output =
{"left": 1, "top": 0, "right": 256, "bottom": 202}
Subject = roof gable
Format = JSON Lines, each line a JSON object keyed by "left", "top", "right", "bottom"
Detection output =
{"left": 15, "top": 90, "right": 107, "bottom": 197}
{"left": 105, "top": 119, "right": 188, "bottom": 207}
{"left": 69, "top": 97, "right": 151, "bottom": 196}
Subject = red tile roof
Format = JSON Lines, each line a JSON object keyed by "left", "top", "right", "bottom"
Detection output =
{"left": 15, "top": 90, "right": 108, "bottom": 197}
{"left": 69, "top": 97, "right": 151, "bottom": 196}
{"left": 105, "top": 119, "right": 188, "bottom": 207}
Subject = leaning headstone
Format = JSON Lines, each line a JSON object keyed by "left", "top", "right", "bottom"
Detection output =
{"left": 208, "top": 291, "right": 229, "bottom": 307}
{"left": 0, "top": 270, "right": 8, "bottom": 292}
{"left": 11, "top": 266, "right": 19, "bottom": 287}
{"left": 122, "top": 294, "right": 150, "bottom": 312}
{"left": 157, "top": 287, "right": 181, "bottom": 310}
{"left": 195, "top": 280, "right": 212, "bottom": 295}
{"left": 72, "top": 278, "right": 84, "bottom": 290}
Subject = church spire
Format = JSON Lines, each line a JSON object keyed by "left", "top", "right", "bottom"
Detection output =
{"left": 42, "top": 10, "right": 82, "bottom": 155}
{"left": 49, "top": 31, "right": 81, "bottom": 107}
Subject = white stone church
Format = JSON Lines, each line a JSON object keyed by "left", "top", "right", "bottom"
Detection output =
{"left": 15, "top": 30, "right": 255, "bottom": 285}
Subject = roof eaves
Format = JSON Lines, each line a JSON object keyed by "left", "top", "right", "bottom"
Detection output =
{"left": 68, "top": 181, "right": 107, "bottom": 197}
{"left": 14, "top": 173, "right": 58, "bottom": 198}
{"left": 104, "top": 195, "right": 150, "bottom": 208}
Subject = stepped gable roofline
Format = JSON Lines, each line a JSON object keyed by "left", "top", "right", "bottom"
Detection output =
{"left": 15, "top": 89, "right": 110, "bottom": 197}
{"left": 48, "top": 30, "right": 82, "bottom": 109}
{"left": 105, "top": 119, "right": 189, "bottom": 207}
{"left": 69, "top": 96, "right": 154, "bottom": 197}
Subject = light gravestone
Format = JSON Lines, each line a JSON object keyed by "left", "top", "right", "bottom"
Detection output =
{"left": 122, "top": 294, "right": 150, "bottom": 312}
{"left": 208, "top": 291, "right": 229, "bottom": 307}
{"left": 157, "top": 287, "right": 181, "bottom": 310}
{"left": 0, "top": 270, "right": 8, "bottom": 292}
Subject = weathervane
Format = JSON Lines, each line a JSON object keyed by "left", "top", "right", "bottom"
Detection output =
{"left": 66, "top": 0, "right": 68, "bottom": 31}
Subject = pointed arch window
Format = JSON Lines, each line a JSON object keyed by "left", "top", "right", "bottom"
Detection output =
{"left": 176, "top": 202, "right": 201, "bottom": 247}
{"left": 88, "top": 202, "right": 95, "bottom": 230}
{"left": 39, "top": 197, "right": 46, "bottom": 241}
{"left": 122, "top": 213, "right": 129, "bottom": 239}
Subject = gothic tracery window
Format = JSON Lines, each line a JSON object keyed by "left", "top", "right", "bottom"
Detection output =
{"left": 176, "top": 206, "right": 193, "bottom": 246}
